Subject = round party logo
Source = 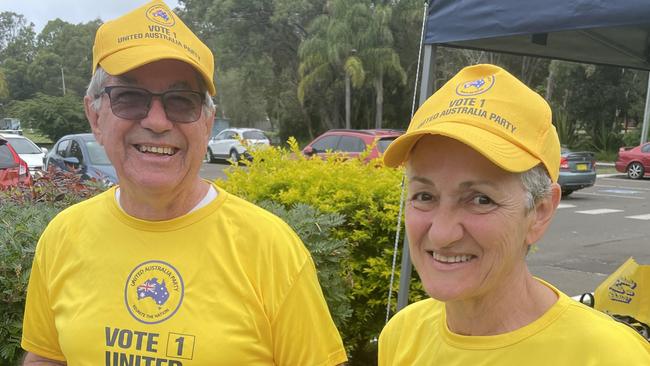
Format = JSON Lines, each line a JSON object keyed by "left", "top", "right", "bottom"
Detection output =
{"left": 146, "top": 4, "right": 176, "bottom": 27}
{"left": 124, "top": 260, "right": 184, "bottom": 324}
{"left": 456, "top": 75, "right": 495, "bottom": 96}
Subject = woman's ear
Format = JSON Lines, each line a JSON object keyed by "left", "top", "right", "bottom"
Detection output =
{"left": 526, "top": 183, "right": 561, "bottom": 245}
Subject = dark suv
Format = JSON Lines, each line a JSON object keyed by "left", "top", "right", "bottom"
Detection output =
{"left": 0, "top": 136, "right": 32, "bottom": 188}
{"left": 302, "top": 129, "right": 403, "bottom": 161}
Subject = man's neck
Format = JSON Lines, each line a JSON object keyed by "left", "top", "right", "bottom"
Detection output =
{"left": 444, "top": 269, "right": 558, "bottom": 336}
{"left": 118, "top": 179, "right": 211, "bottom": 221}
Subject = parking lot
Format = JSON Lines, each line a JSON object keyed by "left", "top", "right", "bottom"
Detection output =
{"left": 201, "top": 162, "right": 648, "bottom": 297}
{"left": 530, "top": 174, "right": 650, "bottom": 296}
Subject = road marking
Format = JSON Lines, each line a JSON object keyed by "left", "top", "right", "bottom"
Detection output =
{"left": 572, "top": 191, "right": 645, "bottom": 200}
{"left": 625, "top": 214, "right": 650, "bottom": 220}
{"left": 599, "top": 189, "right": 642, "bottom": 195}
{"left": 557, "top": 203, "right": 576, "bottom": 209}
{"left": 575, "top": 209, "right": 624, "bottom": 215}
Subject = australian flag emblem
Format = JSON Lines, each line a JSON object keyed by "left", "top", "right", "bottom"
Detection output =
{"left": 464, "top": 79, "right": 485, "bottom": 90}
{"left": 137, "top": 278, "right": 170, "bottom": 306}
{"left": 153, "top": 9, "right": 170, "bottom": 21}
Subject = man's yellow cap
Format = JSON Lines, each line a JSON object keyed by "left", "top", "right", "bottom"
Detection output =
{"left": 383, "top": 64, "right": 560, "bottom": 182}
{"left": 92, "top": 0, "right": 216, "bottom": 95}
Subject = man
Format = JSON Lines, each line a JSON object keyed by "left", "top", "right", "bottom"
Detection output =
{"left": 21, "top": 1, "right": 347, "bottom": 364}
{"left": 378, "top": 64, "right": 650, "bottom": 364}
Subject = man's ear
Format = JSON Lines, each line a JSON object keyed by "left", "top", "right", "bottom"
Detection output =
{"left": 84, "top": 95, "right": 103, "bottom": 145}
{"left": 203, "top": 106, "right": 215, "bottom": 143}
{"left": 526, "top": 182, "right": 561, "bottom": 245}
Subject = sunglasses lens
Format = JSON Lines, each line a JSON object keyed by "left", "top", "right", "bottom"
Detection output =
{"left": 105, "top": 87, "right": 204, "bottom": 123}
{"left": 108, "top": 87, "right": 150, "bottom": 120}
{"left": 163, "top": 91, "right": 203, "bottom": 123}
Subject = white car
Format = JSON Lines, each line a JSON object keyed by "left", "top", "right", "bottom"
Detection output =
{"left": 0, "top": 133, "right": 47, "bottom": 175}
{"left": 206, "top": 128, "right": 270, "bottom": 163}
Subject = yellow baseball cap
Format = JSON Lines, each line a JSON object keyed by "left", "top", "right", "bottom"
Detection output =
{"left": 383, "top": 64, "right": 560, "bottom": 182}
{"left": 92, "top": 0, "right": 216, "bottom": 95}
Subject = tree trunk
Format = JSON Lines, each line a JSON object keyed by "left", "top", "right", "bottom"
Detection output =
{"left": 545, "top": 60, "right": 557, "bottom": 101}
{"left": 375, "top": 73, "right": 383, "bottom": 129}
{"left": 345, "top": 73, "right": 351, "bottom": 129}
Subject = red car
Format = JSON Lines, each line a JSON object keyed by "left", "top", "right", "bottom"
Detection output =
{"left": 302, "top": 129, "right": 403, "bottom": 161}
{"left": 0, "top": 136, "right": 32, "bottom": 188}
{"left": 615, "top": 142, "right": 650, "bottom": 179}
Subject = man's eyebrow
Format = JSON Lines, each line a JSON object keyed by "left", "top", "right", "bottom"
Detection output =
{"left": 108, "top": 77, "right": 194, "bottom": 90}
{"left": 169, "top": 81, "right": 193, "bottom": 89}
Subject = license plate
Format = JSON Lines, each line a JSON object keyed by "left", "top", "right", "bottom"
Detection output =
{"left": 576, "top": 163, "right": 588, "bottom": 171}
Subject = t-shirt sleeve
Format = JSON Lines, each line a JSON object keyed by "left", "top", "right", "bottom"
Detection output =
{"left": 21, "top": 236, "right": 66, "bottom": 361}
{"left": 378, "top": 309, "right": 401, "bottom": 366}
{"left": 271, "top": 256, "right": 348, "bottom": 365}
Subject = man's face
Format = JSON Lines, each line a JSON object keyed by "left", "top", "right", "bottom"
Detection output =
{"left": 405, "top": 135, "right": 536, "bottom": 302}
{"left": 85, "top": 59, "right": 214, "bottom": 196}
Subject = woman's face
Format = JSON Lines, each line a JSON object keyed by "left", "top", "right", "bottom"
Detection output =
{"left": 405, "top": 135, "right": 537, "bottom": 302}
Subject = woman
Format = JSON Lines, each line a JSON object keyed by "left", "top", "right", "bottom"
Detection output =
{"left": 378, "top": 64, "right": 650, "bottom": 365}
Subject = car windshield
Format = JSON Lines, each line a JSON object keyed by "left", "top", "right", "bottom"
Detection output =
{"left": 243, "top": 131, "right": 266, "bottom": 140}
{"left": 85, "top": 140, "right": 111, "bottom": 165}
{"left": 6, "top": 137, "right": 42, "bottom": 154}
{"left": 377, "top": 137, "right": 398, "bottom": 153}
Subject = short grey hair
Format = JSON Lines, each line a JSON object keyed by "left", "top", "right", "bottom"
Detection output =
{"left": 519, "top": 164, "right": 553, "bottom": 212}
{"left": 86, "top": 66, "right": 215, "bottom": 115}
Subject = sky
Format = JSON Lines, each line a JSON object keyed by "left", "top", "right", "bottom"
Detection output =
{"left": 1, "top": 0, "right": 180, "bottom": 33}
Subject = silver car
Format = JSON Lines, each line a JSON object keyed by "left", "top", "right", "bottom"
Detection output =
{"left": 206, "top": 128, "right": 270, "bottom": 163}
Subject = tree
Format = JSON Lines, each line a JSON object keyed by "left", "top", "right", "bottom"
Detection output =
{"left": 298, "top": 0, "right": 367, "bottom": 130}
{"left": 358, "top": 3, "right": 406, "bottom": 129}
{"left": 8, "top": 93, "right": 89, "bottom": 141}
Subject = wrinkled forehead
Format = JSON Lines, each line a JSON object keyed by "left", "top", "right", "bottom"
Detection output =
{"left": 105, "top": 61, "right": 205, "bottom": 91}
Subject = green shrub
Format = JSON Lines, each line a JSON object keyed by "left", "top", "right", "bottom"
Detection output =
{"left": 218, "top": 138, "right": 426, "bottom": 363}
{"left": 0, "top": 171, "right": 106, "bottom": 364}
{"left": 258, "top": 201, "right": 352, "bottom": 329}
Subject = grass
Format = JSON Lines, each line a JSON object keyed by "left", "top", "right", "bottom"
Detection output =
{"left": 22, "top": 128, "right": 52, "bottom": 144}
{"left": 596, "top": 166, "right": 618, "bottom": 175}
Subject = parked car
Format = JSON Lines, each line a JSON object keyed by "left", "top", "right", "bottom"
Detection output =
{"left": 206, "top": 128, "right": 270, "bottom": 163}
{"left": 45, "top": 133, "right": 118, "bottom": 186}
{"left": 0, "top": 136, "right": 32, "bottom": 188}
{"left": 0, "top": 133, "right": 47, "bottom": 175}
{"left": 558, "top": 147, "right": 597, "bottom": 196}
{"left": 302, "top": 129, "right": 403, "bottom": 161}
{"left": 615, "top": 142, "right": 650, "bottom": 179}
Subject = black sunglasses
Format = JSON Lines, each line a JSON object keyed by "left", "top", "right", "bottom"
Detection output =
{"left": 99, "top": 86, "right": 205, "bottom": 123}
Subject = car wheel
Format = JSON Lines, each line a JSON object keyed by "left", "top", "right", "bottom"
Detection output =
{"left": 627, "top": 162, "right": 644, "bottom": 180}
{"left": 206, "top": 148, "right": 216, "bottom": 163}
{"left": 561, "top": 189, "right": 573, "bottom": 197}
{"left": 229, "top": 149, "right": 240, "bottom": 165}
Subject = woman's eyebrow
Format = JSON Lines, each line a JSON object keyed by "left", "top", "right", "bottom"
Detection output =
{"left": 408, "top": 176, "right": 434, "bottom": 186}
{"left": 459, "top": 180, "right": 499, "bottom": 190}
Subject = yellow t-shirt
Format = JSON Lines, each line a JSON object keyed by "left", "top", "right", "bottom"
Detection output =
{"left": 379, "top": 280, "right": 650, "bottom": 365}
{"left": 22, "top": 184, "right": 347, "bottom": 365}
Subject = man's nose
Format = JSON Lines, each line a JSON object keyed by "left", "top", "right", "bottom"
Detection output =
{"left": 140, "top": 97, "right": 173, "bottom": 133}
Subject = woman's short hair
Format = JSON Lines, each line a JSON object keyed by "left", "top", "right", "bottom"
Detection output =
{"left": 86, "top": 66, "right": 215, "bottom": 115}
{"left": 520, "top": 164, "right": 552, "bottom": 212}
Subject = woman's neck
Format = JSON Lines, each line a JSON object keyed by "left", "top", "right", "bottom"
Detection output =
{"left": 444, "top": 271, "right": 558, "bottom": 336}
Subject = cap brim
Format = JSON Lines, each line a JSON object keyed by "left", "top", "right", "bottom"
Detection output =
{"left": 98, "top": 44, "right": 216, "bottom": 95}
{"left": 384, "top": 121, "right": 541, "bottom": 174}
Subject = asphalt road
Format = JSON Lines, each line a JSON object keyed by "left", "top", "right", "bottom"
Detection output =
{"left": 199, "top": 161, "right": 230, "bottom": 181}
{"left": 200, "top": 161, "right": 649, "bottom": 297}
{"left": 530, "top": 174, "right": 650, "bottom": 296}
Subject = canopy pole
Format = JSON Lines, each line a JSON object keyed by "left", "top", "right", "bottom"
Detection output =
{"left": 396, "top": 44, "right": 437, "bottom": 312}
{"left": 641, "top": 72, "right": 650, "bottom": 145}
